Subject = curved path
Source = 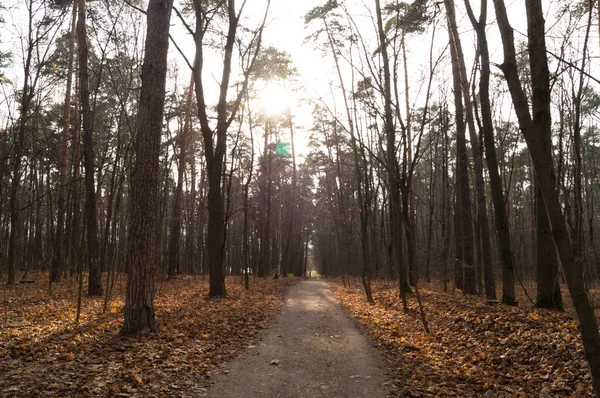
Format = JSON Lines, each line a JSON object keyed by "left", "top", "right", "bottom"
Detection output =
{"left": 206, "top": 279, "right": 391, "bottom": 397}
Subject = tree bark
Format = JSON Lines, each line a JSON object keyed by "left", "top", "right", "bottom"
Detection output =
{"left": 523, "top": 0, "right": 563, "bottom": 310}
{"left": 375, "top": 0, "right": 409, "bottom": 309}
{"left": 52, "top": 0, "right": 78, "bottom": 285}
{"left": 121, "top": 0, "right": 174, "bottom": 336}
{"left": 447, "top": 0, "right": 495, "bottom": 299}
{"left": 492, "top": 0, "right": 600, "bottom": 392}
{"left": 444, "top": 0, "right": 476, "bottom": 294}
{"left": 192, "top": 0, "right": 268, "bottom": 295}
{"left": 464, "top": 0, "right": 517, "bottom": 305}
{"left": 77, "top": 0, "right": 102, "bottom": 296}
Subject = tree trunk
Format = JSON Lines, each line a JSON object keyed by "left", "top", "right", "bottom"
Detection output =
{"left": 77, "top": 0, "right": 102, "bottom": 297}
{"left": 447, "top": 0, "right": 496, "bottom": 299}
{"left": 492, "top": 0, "right": 600, "bottom": 392}
{"left": 445, "top": 0, "right": 476, "bottom": 294}
{"left": 186, "top": 136, "right": 197, "bottom": 274}
{"left": 192, "top": 0, "right": 264, "bottom": 296}
{"left": 52, "top": 0, "right": 77, "bottom": 285}
{"left": 121, "top": 0, "right": 174, "bottom": 336}
{"left": 401, "top": 31, "right": 418, "bottom": 288}
{"left": 523, "top": 0, "right": 563, "bottom": 310}
{"left": 167, "top": 73, "right": 194, "bottom": 278}
{"left": 7, "top": 0, "right": 37, "bottom": 285}
{"left": 258, "top": 121, "right": 272, "bottom": 278}
{"left": 572, "top": 3, "right": 593, "bottom": 267}
{"left": 464, "top": 0, "right": 517, "bottom": 305}
{"left": 375, "top": 0, "right": 408, "bottom": 309}
{"left": 323, "top": 15, "right": 373, "bottom": 300}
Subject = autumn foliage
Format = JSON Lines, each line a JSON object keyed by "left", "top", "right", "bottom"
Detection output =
{"left": 0, "top": 275, "right": 296, "bottom": 397}
{"left": 329, "top": 279, "right": 595, "bottom": 397}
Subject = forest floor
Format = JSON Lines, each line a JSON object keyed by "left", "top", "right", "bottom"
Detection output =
{"left": 329, "top": 277, "right": 597, "bottom": 397}
{"left": 0, "top": 273, "right": 297, "bottom": 397}
{"left": 205, "top": 279, "right": 391, "bottom": 397}
{"left": 2, "top": 273, "right": 597, "bottom": 397}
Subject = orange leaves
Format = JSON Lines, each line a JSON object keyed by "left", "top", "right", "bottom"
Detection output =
{"left": 328, "top": 279, "right": 594, "bottom": 397}
{"left": 0, "top": 275, "right": 297, "bottom": 397}
{"left": 528, "top": 312, "right": 540, "bottom": 321}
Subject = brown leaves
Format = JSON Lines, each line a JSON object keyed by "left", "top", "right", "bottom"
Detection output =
{"left": 0, "top": 275, "right": 296, "bottom": 397}
{"left": 329, "top": 279, "right": 595, "bottom": 397}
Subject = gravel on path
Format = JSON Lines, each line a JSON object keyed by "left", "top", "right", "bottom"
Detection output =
{"left": 206, "top": 279, "right": 391, "bottom": 397}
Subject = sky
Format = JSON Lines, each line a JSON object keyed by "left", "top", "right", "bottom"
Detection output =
{"left": 1, "top": 0, "right": 597, "bottom": 157}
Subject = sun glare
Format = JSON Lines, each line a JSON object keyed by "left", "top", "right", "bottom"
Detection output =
{"left": 259, "top": 80, "right": 292, "bottom": 116}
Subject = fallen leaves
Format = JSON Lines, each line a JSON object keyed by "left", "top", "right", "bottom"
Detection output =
{"left": 0, "top": 274, "right": 297, "bottom": 397}
{"left": 329, "top": 279, "right": 596, "bottom": 397}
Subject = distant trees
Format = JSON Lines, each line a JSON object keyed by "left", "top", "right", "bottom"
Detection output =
{"left": 302, "top": 1, "right": 600, "bottom": 380}
{"left": 6, "top": 0, "right": 66, "bottom": 285}
{"left": 167, "top": 74, "right": 194, "bottom": 279}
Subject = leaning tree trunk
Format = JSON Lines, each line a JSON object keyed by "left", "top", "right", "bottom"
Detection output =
{"left": 323, "top": 15, "right": 373, "bottom": 300}
{"left": 492, "top": 0, "right": 600, "bottom": 393}
{"left": 121, "top": 0, "right": 174, "bottom": 336}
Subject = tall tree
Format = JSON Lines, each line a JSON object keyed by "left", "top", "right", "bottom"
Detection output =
{"left": 375, "top": 0, "right": 409, "bottom": 308}
{"left": 7, "top": 0, "right": 63, "bottom": 285}
{"left": 51, "top": 0, "right": 78, "bottom": 285}
{"left": 305, "top": 2, "right": 374, "bottom": 301}
{"left": 444, "top": 0, "right": 476, "bottom": 295}
{"left": 446, "top": 0, "right": 495, "bottom": 299}
{"left": 191, "top": 0, "right": 269, "bottom": 296}
{"left": 77, "top": 0, "right": 102, "bottom": 296}
{"left": 463, "top": 0, "right": 516, "bottom": 304}
{"left": 570, "top": 1, "right": 594, "bottom": 271}
{"left": 525, "top": 0, "right": 563, "bottom": 310}
{"left": 492, "top": 0, "right": 600, "bottom": 392}
{"left": 121, "top": 0, "right": 174, "bottom": 336}
{"left": 7, "top": 0, "right": 36, "bottom": 285}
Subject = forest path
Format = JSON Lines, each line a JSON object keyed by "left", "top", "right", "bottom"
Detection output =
{"left": 205, "top": 279, "right": 391, "bottom": 397}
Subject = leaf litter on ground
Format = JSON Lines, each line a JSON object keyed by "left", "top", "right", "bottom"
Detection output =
{"left": 329, "top": 278, "right": 596, "bottom": 398}
{"left": 0, "top": 274, "right": 297, "bottom": 397}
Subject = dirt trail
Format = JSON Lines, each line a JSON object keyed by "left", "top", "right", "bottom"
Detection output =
{"left": 206, "top": 279, "right": 391, "bottom": 397}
